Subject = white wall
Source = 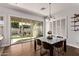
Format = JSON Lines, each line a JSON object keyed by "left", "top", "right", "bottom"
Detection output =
{"left": 0, "top": 6, "right": 44, "bottom": 47}
{"left": 54, "top": 7, "right": 79, "bottom": 48}
{"left": 0, "top": 7, "right": 44, "bottom": 21}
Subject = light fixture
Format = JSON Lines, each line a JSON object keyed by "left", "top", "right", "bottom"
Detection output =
{"left": 48, "top": 3, "right": 52, "bottom": 20}
{"left": 47, "top": 3, "right": 53, "bottom": 35}
{"left": 48, "top": 3, "right": 55, "bottom": 21}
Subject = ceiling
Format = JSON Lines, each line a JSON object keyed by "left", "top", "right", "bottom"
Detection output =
{"left": 1, "top": 3, "right": 79, "bottom": 16}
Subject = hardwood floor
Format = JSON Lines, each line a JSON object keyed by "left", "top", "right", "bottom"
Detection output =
{"left": 0, "top": 47, "right": 4, "bottom": 56}
{"left": 1, "top": 40, "right": 79, "bottom": 56}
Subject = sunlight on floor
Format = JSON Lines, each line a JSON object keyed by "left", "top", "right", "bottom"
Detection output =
{"left": 11, "top": 37, "right": 35, "bottom": 44}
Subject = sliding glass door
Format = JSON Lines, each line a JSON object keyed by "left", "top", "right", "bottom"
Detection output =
{"left": 10, "top": 16, "right": 43, "bottom": 44}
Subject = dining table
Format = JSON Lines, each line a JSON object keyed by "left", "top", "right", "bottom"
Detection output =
{"left": 34, "top": 36, "right": 66, "bottom": 56}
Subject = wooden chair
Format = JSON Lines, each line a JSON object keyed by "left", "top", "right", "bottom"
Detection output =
{"left": 41, "top": 42, "right": 51, "bottom": 56}
{"left": 54, "top": 41, "right": 64, "bottom": 56}
{"left": 35, "top": 39, "right": 42, "bottom": 55}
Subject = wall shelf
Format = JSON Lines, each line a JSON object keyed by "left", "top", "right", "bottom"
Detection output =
{"left": 71, "top": 14, "right": 79, "bottom": 31}
{"left": 71, "top": 20, "right": 79, "bottom": 23}
{"left": 71, "top": 25, "right": 79, "bottom": 27}
{"left": 73, "top": 29, "right": 79, "bottom": 31}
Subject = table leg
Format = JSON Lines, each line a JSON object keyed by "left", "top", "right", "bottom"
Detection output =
{"left": 64, "top": 40, "right": 66, "bottom": 52}
{"left": 49, "top": 46, "right": 54, "bottom": 56}
{"left": 34, "top": 40, "right": 36, "bottom": 51}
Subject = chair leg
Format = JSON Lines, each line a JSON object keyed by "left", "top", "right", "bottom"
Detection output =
{"left": 54, "top": 46, "right": 65, "bottom": 56}
{"left": 40, "top": 46, "right": 48, "bottom": 56}
{"left": 40, "top": 47, "right": 42, "bottom": 56}
{"left": 58, "top": 48, "right": 65, "bottom": 56}
{"left": 40, "top": 45, "right": 43, "bottom": 56}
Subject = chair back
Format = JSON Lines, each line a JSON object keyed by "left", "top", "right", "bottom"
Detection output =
{"left": 36, "top": 39, "right": 41, "bottom": 46}
{"left": 43, "top": 42, "right": 50, "bottom": 49}
{"left": 54, "top": 41, "right": 63, "bottom": 48}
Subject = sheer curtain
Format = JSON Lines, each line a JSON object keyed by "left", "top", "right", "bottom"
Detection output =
{"left": 53, "top": 18, "right": 66, "bottom": 38}
{"left": 45, "top": 18, "right": 66, "bottom": 38}
{"left": 45, "top": 19, "right": 50, "bottom": 37}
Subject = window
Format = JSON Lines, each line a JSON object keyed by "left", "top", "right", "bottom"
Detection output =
{"left": 0, "top": 16, "right": 4, "bottom": 40}
{"left": 10, "top": 16, "right": 43, "bottom": 43}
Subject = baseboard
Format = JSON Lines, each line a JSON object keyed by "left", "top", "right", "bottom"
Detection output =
{"left": 0, "top": 47, "right": 4, "bottom": 56}
{"left": 67, "top": 43, "right": 79, "bottom": 48}
{"left": 0, "top": 44, "right": 10, "bottom": 48}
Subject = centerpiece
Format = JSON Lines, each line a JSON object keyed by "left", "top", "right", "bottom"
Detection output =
{"left": 47, "top": 31, "right": 53, "bottom": 40}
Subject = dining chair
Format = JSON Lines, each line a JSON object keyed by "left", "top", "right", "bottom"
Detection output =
{"left": 41, "top": 42, "right": 51, "bottom": 56}
{"left": 54, "top": 41, "right": 65, "bottom": 56}
{"left": 35, "top": 39, "right": 42, "bottom": 55}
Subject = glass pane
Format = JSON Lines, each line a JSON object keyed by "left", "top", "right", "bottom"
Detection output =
{"left": 57, "top": 20, "right": 60, "bottom": 35}
{"left": 53, "top": 21, "right": 56, "bottom": 35}
{"left": 61, "top": 19, "right": 65, "bottom": 37}
{"left": 0, "top": 16, "right": 3, "bottom": 40}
